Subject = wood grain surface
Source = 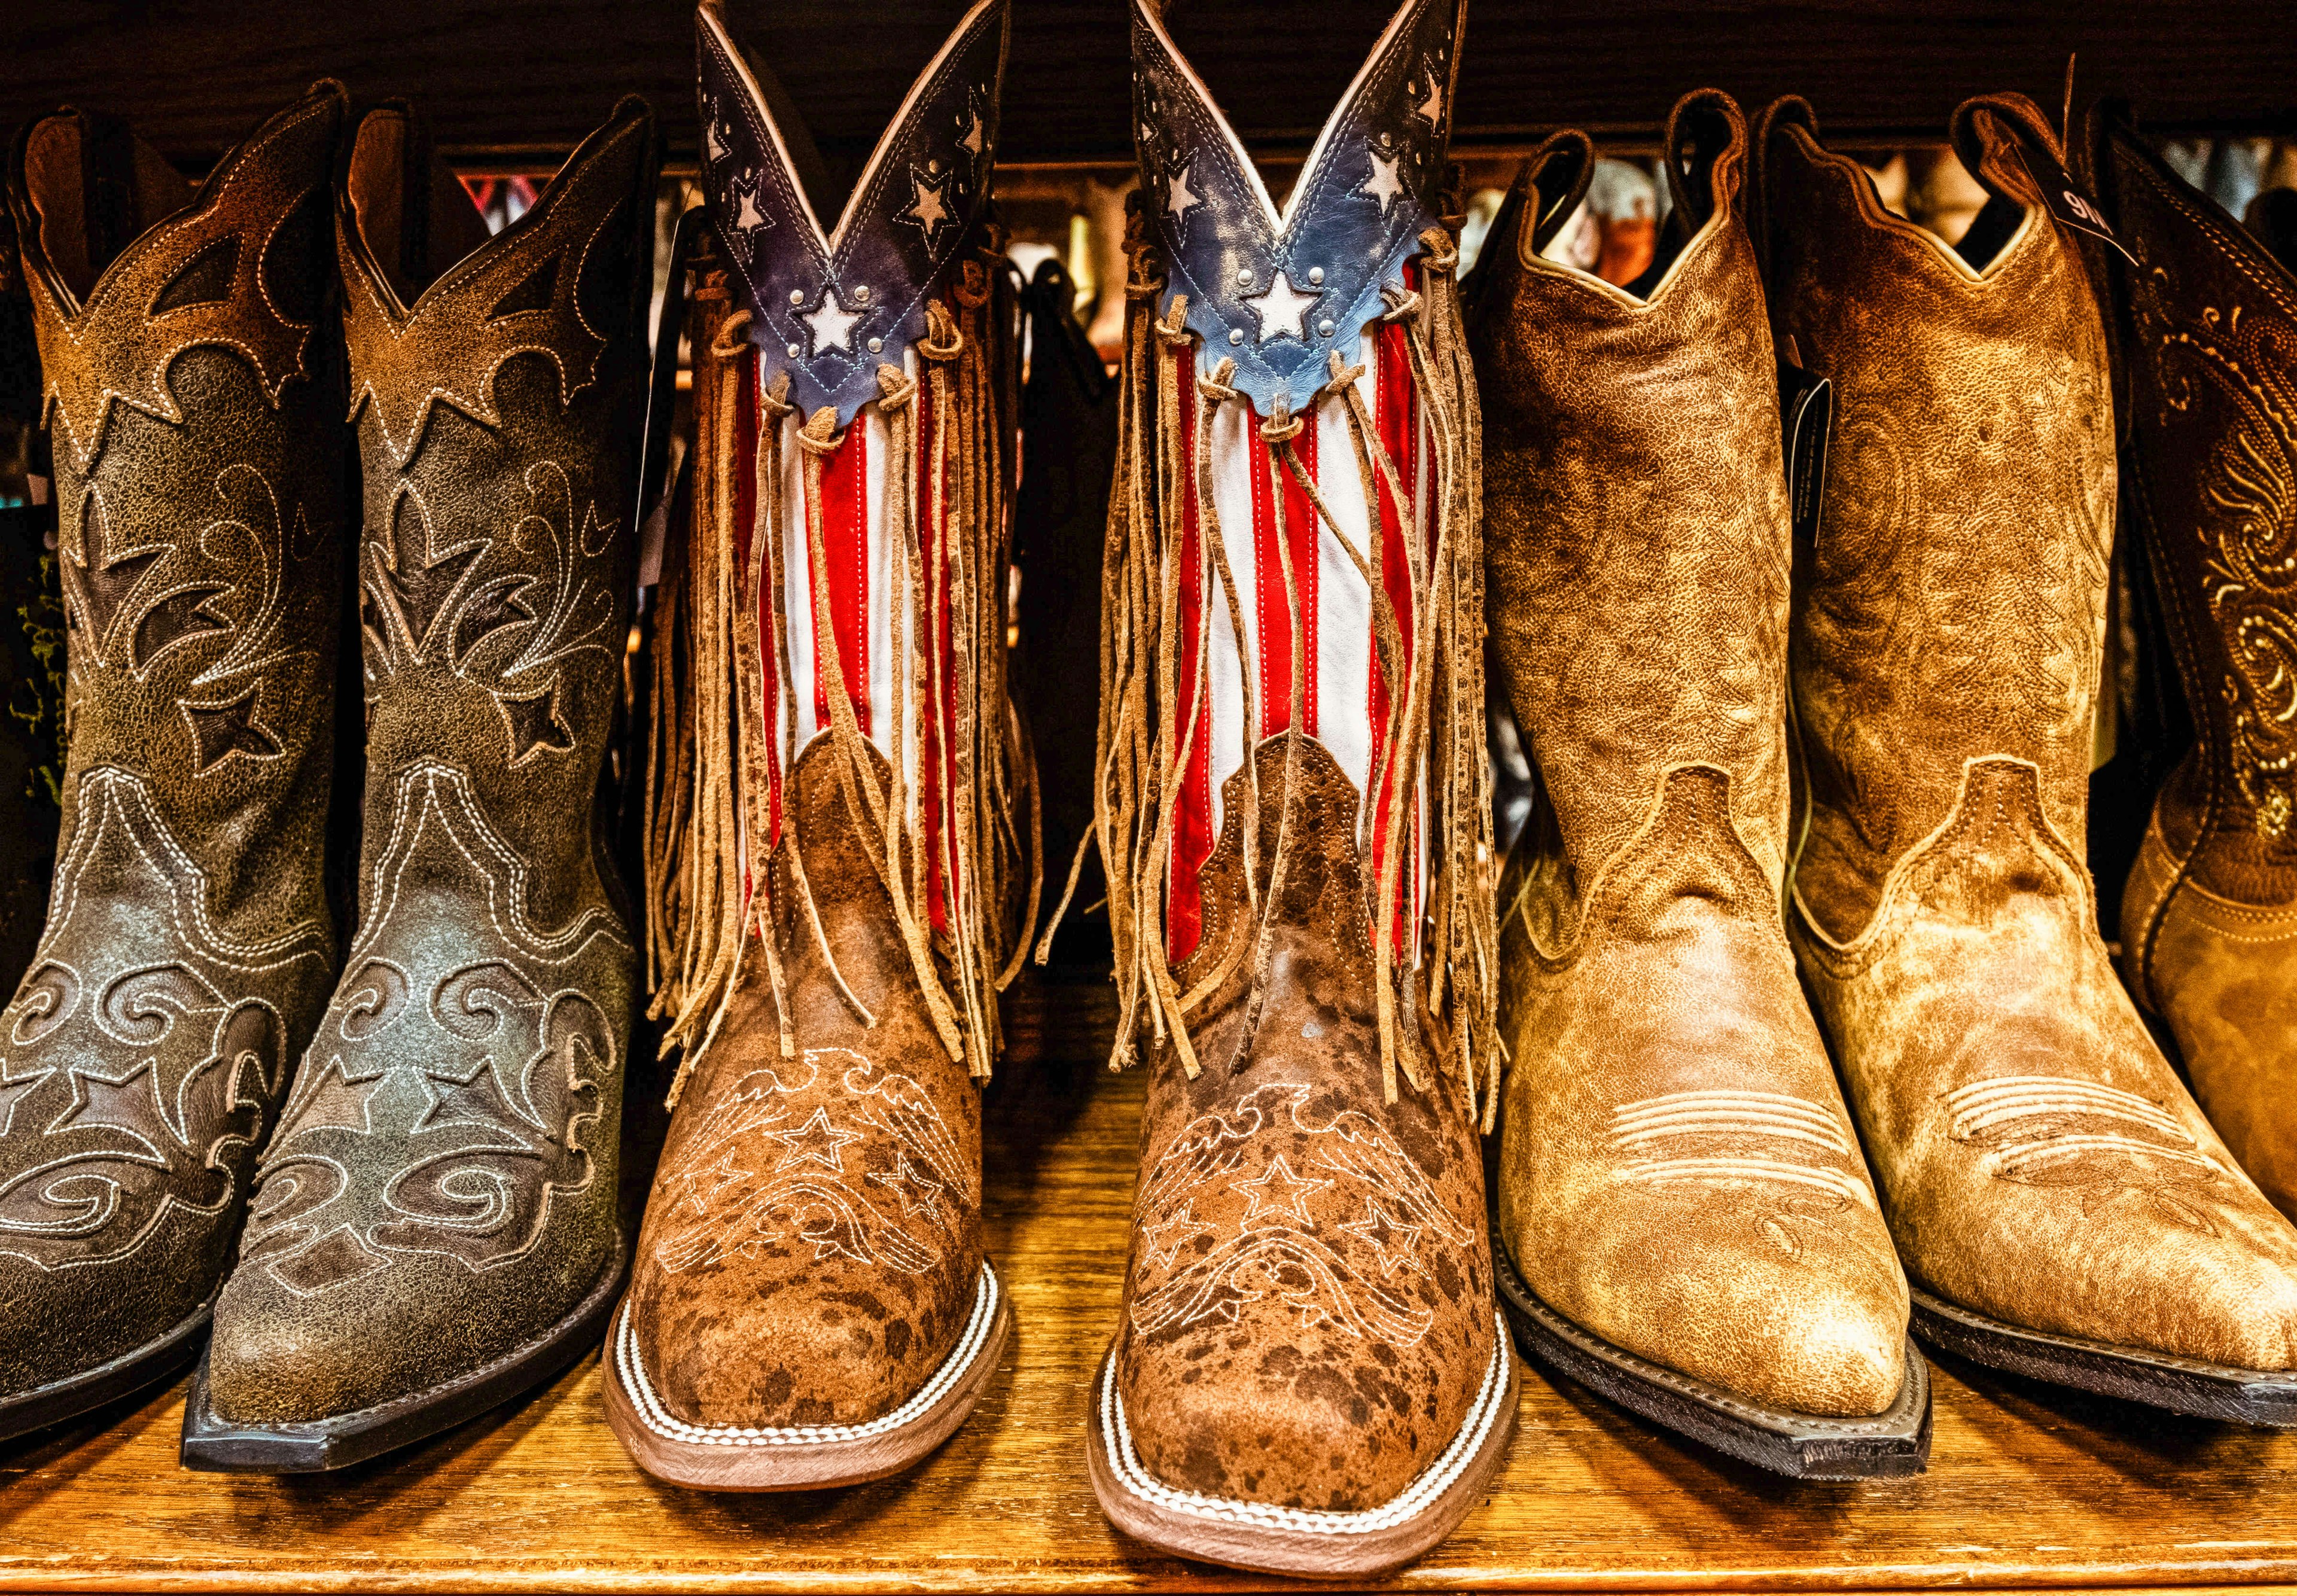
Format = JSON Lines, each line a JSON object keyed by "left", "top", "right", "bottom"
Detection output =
{"left": 3, "top": 975, "right": 2296, "bottom": 1592}
{"left": 1, "top": 0, "right": 2291, "bottom": 175}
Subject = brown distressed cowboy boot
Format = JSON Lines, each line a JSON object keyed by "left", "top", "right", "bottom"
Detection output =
{"left": 1080, "top": 0, "right": 1513, "bottom": 1575}
{"left": 181, "top": 98, "right": 656, "bottom": 1470}
{"left": 2086, "top": 108, "right": 2297, "bottom": 1231}
{"left": 0, "top": 86, "right": 348, "bottom": 1442}
{"left": 1753, "top": 92, "right": 2297, "bottom": 1423}
{"left": 1470, "top": 91, "right": 1927, "bottom": 1479}
{"left": 601, "top": 0, "right": 1027, "bottom": 1490}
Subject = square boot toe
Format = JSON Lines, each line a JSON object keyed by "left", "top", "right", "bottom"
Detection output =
{"left": 625, "top": 1254, "right": 979, "bottom": 1430}
{"left": 1113, "top": 1315, "right": 1494, "bottom": 1514}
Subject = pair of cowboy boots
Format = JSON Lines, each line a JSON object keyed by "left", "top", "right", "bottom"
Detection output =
{"left": 2086, "top": 112, "right": 2297, "bottom": 1265}
{"left": 604, "top": 0, "right": 1030, "bottom": 1491}
{"left": 1472, "top": 84, "right": 2297, "bottom": 1480}
{"left": 0, "top": 83, "right": 657, "bottom": 1464}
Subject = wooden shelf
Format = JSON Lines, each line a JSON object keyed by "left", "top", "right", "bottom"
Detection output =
{"left": 4, "top": 979, "right": 2296, "bottom": 1592}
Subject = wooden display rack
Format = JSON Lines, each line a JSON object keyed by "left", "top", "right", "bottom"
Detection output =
{"left": 4, "top": 981, "right": 2295, "bottom": 1592}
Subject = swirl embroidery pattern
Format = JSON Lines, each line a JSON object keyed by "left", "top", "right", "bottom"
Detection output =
{"left": 646, "top": 1049, "right": 970, "bottom": 1278}
{"left": 1128, "top": 1082, "right": 1470, "bottom": 1350}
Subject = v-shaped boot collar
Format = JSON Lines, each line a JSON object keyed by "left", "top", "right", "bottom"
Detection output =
{"left": 696, "top": 0, "right": 1009, "bottom": 427}
{"left": 1132, "top": 0, "right": 1465, "bottom": 415}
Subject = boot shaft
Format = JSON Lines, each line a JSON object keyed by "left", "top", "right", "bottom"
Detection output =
{"left": 2086, "top": 106, "right": 2297, "bottom": 909}
{"left": 1473, "top": 91, "right": 1792, "bottom": 904}
{"left": 1751, "top": 94, "right": 2116, "bottom": 939}
{"left": 7, "top": 87, "right": 347, "bottom": 938}
{"left": 337, "top": 99, "right": 655, "bottom": 933}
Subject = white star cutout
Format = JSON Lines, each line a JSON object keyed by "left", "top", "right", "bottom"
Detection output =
{"left": 1416, "top": 68, "right": 1444, "bottom": 125}
{"left": 705, "top": 114, "right": 730, "bottom": 165}
{"left": 1360, "top": 146, "right": 1406, "bottom": 215}
{"left": 1166, "top": 161, "right": 1201, "bottom": 223}
{"left": 1244, "top": 270, "right": 1320, "bottom": 345}
{"left": 960, "top": 109, "right": 986, "bottom": 160}
{"left": 802, "top": 294, "right": 864, "bottom": 355}
{"left": 902, "top": 166, "right": 954, "bottom": 243}
{"left": 733, "top": 184, "right": 767, "bottom": 234}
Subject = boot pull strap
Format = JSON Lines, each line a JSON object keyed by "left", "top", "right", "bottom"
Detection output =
{"left": 1658, "top": 88, "right": 1747, "bottom": 236}
{"left": 636, "top": 202, "right": 706, "bottom": 588}
{"left": 1508, "top": 130, "right": 1594, "bottom": 272}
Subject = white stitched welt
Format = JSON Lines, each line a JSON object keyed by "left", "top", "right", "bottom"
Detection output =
{"left": 619, "top": 1262, "right": 999, "bottom": 1446}
{"left": 1100, "top": 1310, "right": 1509, "bottom": 1537}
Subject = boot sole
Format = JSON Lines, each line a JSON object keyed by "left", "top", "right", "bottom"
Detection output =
{"left": 1084, "top": 1313, "right": 1517, "bottom": 1579}
{"left": 602, "top": 1259, "right": 1012, "bottom": 1490}
{"left": 0, "top": 1288, "right": 217, "bottom": 1445}
{"left": 176, "top": 1230, "right": 629, "bottom": 1472}
{"left": 1495, "top": 1222, "right": 1932, "bottom": 1479}
{"left": 1909, "top": 1284, "right": 2297, "bottom": 1425}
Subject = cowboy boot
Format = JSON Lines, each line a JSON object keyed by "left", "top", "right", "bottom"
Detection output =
{"left": 181, "top": 98, "right": 656, "bottom": 1470}
{"left": 1082, "top": 0, "right": 1513, "bottom": 1575}
{"left": 1753, "top": 93, "right": 2297, "bottom": 1423}
{"left": 2088, "top": 107, "right": 2297, "bottom": 1229}
{"left": 1469, "top": 91, "right": 1926, "bottom": 1480}
{"left": 601, "top": 0, "right": 1027, "bottom": 1491}
{"left": 0, "top": 87, "right": 347, "bottom": 1442}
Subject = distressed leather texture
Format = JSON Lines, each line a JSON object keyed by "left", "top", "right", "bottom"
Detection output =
{"left": 1472, "top": 92, "right": 1908, "bottom": 1417}
{"left": 205, "top": 100, "right": 652, "bottom": 1423}
{"left": 626, "top": 739, "right": 986, "bottom": 1426}
{"left": 695, "top": 0, "right": 1007, "bottom": 426}
{"left": 1756, "top": 94, "right": 2297, "bottom": 1370}
{"left": 1114, "top": 737, "right": 1496, "bottom": 1512}
{"left": 2088, "top": 112, "right": 2297, "bottom": 1225}
{"left": 0, "top": 89, "right": 346, "bottom": 1399}
{"left": 1131, "top": 0, "right": 1462, "bottom": 416}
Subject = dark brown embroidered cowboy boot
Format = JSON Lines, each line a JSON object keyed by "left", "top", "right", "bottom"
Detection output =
{"left": 2086, "top": 108, "right": 2297, "bottom": 1230}
{"left": 1470, "top": 91, "right": 1926, "bottom": 1479}
{"left": 181, "top": 98, "right": 655, "bottom": 1470}
{"left": 1754, "top": 93, "right": 2297, "bottom": 1424}
{"left": 602, "top": 0, "right": 1027, "bottom": 1490}
{"left": 0, "top": 87, "right": 347, "bottom": 1442}
{"left": 1080, "top": 0, "right": 1512, "bottom": 1575}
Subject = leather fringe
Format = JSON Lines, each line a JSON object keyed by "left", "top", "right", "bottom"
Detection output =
{"left": 1077, "top": 205, "right": 1500, "bottom": 1120}
{"left": 646, "top": 252, "right": 1034, "bottom": 1105}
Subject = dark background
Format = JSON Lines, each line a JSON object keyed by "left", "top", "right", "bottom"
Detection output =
{"left": 4, "top": 1, "right": 2293, "bottom": 173}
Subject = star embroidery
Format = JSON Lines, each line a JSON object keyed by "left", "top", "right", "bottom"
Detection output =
{"left": 867, "top": 1153, "right": 946, "bottom": 1220}
{"left": 705, "top": 114, "right": 731, "bottom": 166}
{"left": 181, "top": 684, "right": 285, "bottom": 774}
{"left": 767, "top": 1105, "right": 863, "bottom": 1174}
{"left": 901, "top": 165, "right": 955, "bottom": 245}
{"left": 1339, "top": 1197, "right": 1424, "bottom": 1277}
{"left": 280, "top": 1055, "right": 384, "bottom": 1141}
{"left": 0, "top": 1069, "right": 53, "bottom": 1138}
{"left": 1360, "top": 144, "right": 1407, "bottom": 217}
{"left": 959, "top": 108, "right": 986, "bottom": 160}
{"left": 1166, "top": 160, "right": 1201, "bottom": 223}
{"left": 1243, "top": 270, "right": 1320, "bottom": 345}
{"left": 1141, "top": 1199, "right": 1215, "bottom": 1269}
{"left": 55, "top": 1059, "right": 170, "bottom": 1158}
{"left": 681, "top": 1146, "right": 753, "bottom": 1213}
{"left": 802, "top": 293, "right": 864, "bottom": 355}
{"left": 1232, "top": 1153, "right": 1333, "bottom": 1228}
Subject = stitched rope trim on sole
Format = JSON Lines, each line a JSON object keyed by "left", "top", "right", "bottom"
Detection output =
{"left": 614, "top": 1263, "right": 1000, "bottom": 1447}
{"left": 1099, "top": 1309, "right": 1509, "bottom": 1536}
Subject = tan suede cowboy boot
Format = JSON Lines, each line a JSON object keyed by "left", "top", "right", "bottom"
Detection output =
{"left": 2086, "top": 107, "right": 2297, "bottom": 1233}
{"left": 602, "top": 0, "right": 1028, "bottom": 1490}
{"left": 1753, "top": 92, "right": 2297, "bottom": 1424}
{"left": 182, "top": 97, "right": 655, "bottom": 1470}
{"left": 0, "top": 87, "right": 347, "bottom": 1442}
{"left": 1080, "top": 0, "right": 1513, "bottom": 1575}
{"left": 1470, "top": 90, "right": 1926, "bottom": 1479}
